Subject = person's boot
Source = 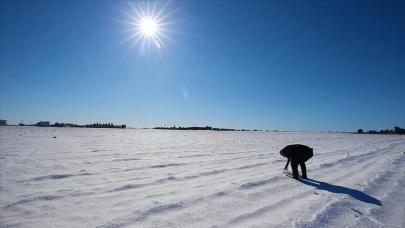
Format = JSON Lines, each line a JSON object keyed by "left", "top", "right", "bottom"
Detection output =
{"left": 302, "top": 174, "right": 308, "bottom": 179}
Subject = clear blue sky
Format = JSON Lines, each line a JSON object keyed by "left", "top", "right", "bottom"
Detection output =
{"left": 1, "top": 1, "right": 404, "bottom": 132}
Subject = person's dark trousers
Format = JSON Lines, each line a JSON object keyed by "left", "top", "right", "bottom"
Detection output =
{"left": 291, "top": 159, "right": 299, "bottom": 180}
{"left": 291, "top": 148, "right": 312, "bottom": 179}
{"left": 300, "top": 162, "right": 307, "bottom": 179}
{"left": 291, "top": 160, "right": 307, "bottom": 180}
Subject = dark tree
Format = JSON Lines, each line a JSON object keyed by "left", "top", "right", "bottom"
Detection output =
{"left": 357, "top": 129, "right": 364, "bottom": 134}
{"left": 394, "top": 126, "right": 405, "bottom": 134}
{"left": 394, "top": 126, "right": 399, "bottom": 133}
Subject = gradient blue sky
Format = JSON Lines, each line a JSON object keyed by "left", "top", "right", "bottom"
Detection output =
{"left": 1, "top": 1, "right": 404, "bottom": 131}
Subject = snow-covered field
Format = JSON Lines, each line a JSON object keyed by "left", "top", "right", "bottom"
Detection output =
{"left": 1, "top": 127, "right": 404, "bottom": 228}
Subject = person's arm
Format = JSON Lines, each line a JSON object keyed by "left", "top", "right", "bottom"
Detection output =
{"left": 284, "top": 158, "right": 290, "bottom": 170}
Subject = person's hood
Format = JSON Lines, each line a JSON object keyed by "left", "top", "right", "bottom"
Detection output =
{"left": 280, "top": 147, "right": 292, "bottom": 157}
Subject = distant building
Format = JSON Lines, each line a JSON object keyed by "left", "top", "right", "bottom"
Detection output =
{"left": 0, "top": 119, "right": 7, "bottom": 126}
{"left": 37, "top": 121, "right": 50, "bottom": 127}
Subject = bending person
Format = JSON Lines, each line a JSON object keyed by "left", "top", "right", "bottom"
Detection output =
{"left": 280, "top": 144, "right": 313, "bottom": 180}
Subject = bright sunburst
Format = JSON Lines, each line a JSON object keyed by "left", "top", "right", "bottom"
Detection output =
{"left": 119, "top": 1, "right": 177, "bottom": 59}
{"left": 140, "top": 18, "right": 158, "bottom": 36}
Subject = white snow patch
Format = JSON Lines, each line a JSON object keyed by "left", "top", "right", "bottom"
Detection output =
{"left": 1, "top": 126, "right": 405, "bottom": 227}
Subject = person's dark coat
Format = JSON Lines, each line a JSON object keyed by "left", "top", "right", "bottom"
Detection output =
{"left": 280, "top": 144, "right": 313, "bottom": 180}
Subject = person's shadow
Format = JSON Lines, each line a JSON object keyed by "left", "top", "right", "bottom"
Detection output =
{"left": 300, "top": 178, "right": 382, "bottom": 206}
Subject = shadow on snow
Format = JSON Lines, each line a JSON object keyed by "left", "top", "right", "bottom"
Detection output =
{"left": 300, "top": 178, "right": 382, "bottom": 206}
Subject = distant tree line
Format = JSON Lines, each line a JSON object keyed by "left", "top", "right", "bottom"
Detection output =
{"left": 85, "top": 123, "right": 126, "bottom": 129}
{"left": 154, "top": 125, "right": 236, "bottom": 131}
{"left": 51, "top": 122, "right": 126, "bottom": 129}
{"left": 53, "top": 122, "right": 81, "bottom": 127}
{"left": 357, "top": 126, "right": 405, "bottom": 135}
{"left": 86, "top": 123, "right": 115, "bottom": 128}
{"left": 53, "top": 122, "right": 66, "bottom": 127}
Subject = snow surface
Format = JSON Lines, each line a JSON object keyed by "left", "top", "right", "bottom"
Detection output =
{"left": 1, "top": 126, "right": 405, "bottom": 228}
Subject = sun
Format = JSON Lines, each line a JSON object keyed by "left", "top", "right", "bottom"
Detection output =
{"left": 140, "top": 18, "right": 158, "bottom": 36}
{"left": 119, "top": 1, "right": 177, "bottom": 59}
